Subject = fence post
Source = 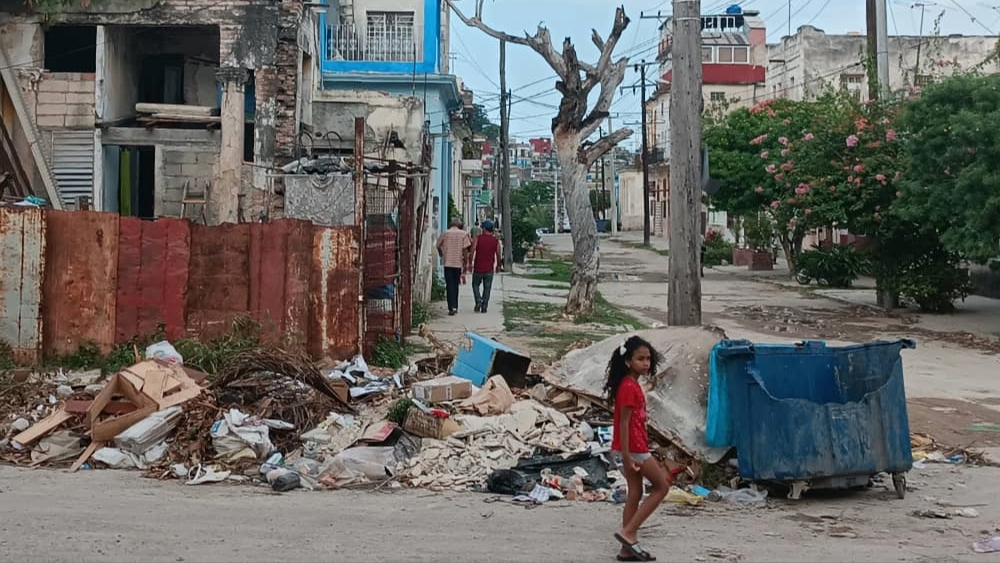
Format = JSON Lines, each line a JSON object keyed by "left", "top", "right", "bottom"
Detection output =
{"left": 354, "top": 117, "right": 366, "bottom": 356}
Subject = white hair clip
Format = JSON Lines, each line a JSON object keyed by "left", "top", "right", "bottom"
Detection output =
{"left": 618, "top": 341, "right": 628, "bottom": 356}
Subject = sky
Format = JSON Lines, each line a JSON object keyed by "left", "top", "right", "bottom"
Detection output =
{"left": 448, "top": 0, "right": 1000, "bottom": 149}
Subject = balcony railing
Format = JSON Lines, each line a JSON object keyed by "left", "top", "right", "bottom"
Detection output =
{"left": 325, "top": 22, "right": 421, "bottom": 63}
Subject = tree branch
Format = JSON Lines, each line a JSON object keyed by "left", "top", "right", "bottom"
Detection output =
{"left": 579, "top": 127, "right": 634, "bottom": 165}
{"left": 580, "top": 57, "right": 629, "bottom": 137}
{"left": 583, "top": 6, "right": 631, "bottom": 92}
{"left": 444, "top": 0, "right": 567, "bottom": 78}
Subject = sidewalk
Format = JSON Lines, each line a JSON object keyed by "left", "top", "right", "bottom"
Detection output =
{"left": 421, "top": 273, "right": 506, "bottom": 343}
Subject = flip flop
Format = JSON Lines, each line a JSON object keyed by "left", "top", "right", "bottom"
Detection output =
{"left": 614, "top": 534, "right": 656, "bottom": 562}
{"left": 616, "top": 554, "right": 640, "bottom": 561}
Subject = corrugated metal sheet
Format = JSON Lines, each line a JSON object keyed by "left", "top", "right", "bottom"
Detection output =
{"left": 0, "top": 207, "right": 45, "bottom": 363}
{"left": 43, "top": 211, "right": 119, "bottom": 355}
{"left": 116, "top": 217, "right": 190, "bottom": 342}
{"left": 186, "top": 223, "right": 251, "bottom": 340}
{"left": 309, "top": 226, "right": 361, "bottom": 360}
{"left": 248, "top": 219, "right": 311, "bottom": 349}
{"left": 709, "top": 339, "right": 915, "bottom": 481}
{"left": 50, "top": 130, "right": 95, "bottom": 208}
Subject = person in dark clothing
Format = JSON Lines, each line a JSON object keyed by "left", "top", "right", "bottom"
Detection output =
{"left": 471, "top": 220, "right": 503, "bottom": 313}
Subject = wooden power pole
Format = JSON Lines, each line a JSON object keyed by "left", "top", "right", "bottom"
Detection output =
{"left": 499, "top": 40, "right": 513, "bottom": 266}
{"left": 667, "top": 0, "right": 703, "bottom": 326}
{"left": 637, "top": 61, "right": 652, "bottom": 247}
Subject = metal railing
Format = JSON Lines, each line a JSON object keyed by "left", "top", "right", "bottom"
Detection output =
{"left": 325, "top": 22, "right": 420, "bottom": 62}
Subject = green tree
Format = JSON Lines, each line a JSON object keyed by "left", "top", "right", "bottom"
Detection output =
{"left": 511, "top": 180, "right": 555, "bottom": 232}
{"left": 467, "top": 103, "right": 500, "bottom": 141}
{"left": 898, "top": 73, "right": 1000, "bottom": 264}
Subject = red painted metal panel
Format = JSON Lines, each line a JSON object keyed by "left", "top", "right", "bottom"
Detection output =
{"left": 186, "top": 222, "right": 250, "bottom": 340}
{"left": 115, "top": 218, "right": 190, "bottom": 343}
{"left": 43, "top": 211, "right": 119, "bottom": 356}
{"left": 247, "top": 219, "right": 312, "bottom": 349}
{"left": 0, "top": 207, "right": 45, "bottom": 364}
{"left": 309, "top": 226, "right": 361, "bottom": 360}
{"left": 664, "top": 64, "right": 765, "bottom": 85}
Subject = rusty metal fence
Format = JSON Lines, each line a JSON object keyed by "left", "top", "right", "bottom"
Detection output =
{"left": 0, "top": 207, "right": 362, "bottom": 363}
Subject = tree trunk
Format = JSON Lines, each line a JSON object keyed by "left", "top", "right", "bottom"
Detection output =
{"left": 557, "top": 135, "right": 599, "bottom": 315}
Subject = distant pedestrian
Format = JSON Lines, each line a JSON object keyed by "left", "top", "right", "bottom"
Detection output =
{"left": 471, "top": 220, "right": 502, "bottom": 313}
{"left": 607, "top": 336, "right": 674, "bottom": 562}
{"left": 436, "top": 218, "right": 472, "bottom": 316}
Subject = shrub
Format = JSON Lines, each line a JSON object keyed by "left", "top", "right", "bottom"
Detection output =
{"left": 743, "top": 213, "right": 773, "bottom": 252}
{"left": 411, "top": 301, "right": 432, "bottom": 327}
{"left": 703, "top": 230, "right": 735, "bottom": 266}
{"left": 371, "top": 337, "right": 408, "bottom": 369}
{"left": 898, "top": 251, "right": 973, "bottom": 313}
{"left": 796, "top": 245, "right": 870, "bottom": 288}
{"left": 431, "top": 276, "right": 446, "bottom": 302}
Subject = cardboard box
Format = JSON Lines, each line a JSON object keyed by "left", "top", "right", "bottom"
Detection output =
{"left": 403, "top": 407, "right": 461, "bottom": 440}
{"left": 412, "top": 376, "right": 473, "bottom": 404}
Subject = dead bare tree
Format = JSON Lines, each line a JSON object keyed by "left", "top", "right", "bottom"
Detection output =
{"left": 446, "top": 0, "right": 633, "bottom": 315}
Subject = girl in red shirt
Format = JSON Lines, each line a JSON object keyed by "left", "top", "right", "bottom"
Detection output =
{"left": 606, "top": 335, "right": 671, "bottom": 562}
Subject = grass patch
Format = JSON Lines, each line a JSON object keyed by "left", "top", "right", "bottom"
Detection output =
{"left": 524, "top": 258, "right": 573, "bottom": 284}
{"left": 531, "top": 283, "right": 571, "bottom": 291}
{"left": 615, "top": 239, "right": 670, "bottom": 257}
{"left": 503, "top": 299, "right": 562, "bottom": 331}
{"left": 411, "top": 301, "right": 433, "bottom": 327}
{"left": 575, "top": 293, "right": 644, "bottom": 329}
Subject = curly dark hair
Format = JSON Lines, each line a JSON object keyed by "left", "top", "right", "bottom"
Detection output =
{"left": 603, "top": 335, "right": 663, "bottom": 404}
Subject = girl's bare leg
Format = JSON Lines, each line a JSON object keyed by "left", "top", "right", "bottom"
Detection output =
{"left": 619, "top": 462, "right": 644, "bottom": 556}
{"left": 618, "top": 458, "right": 670, "bottom": 544}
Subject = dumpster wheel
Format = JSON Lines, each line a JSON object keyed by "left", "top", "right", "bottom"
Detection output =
{"left": 892, "top": 473, "right": 906, "bottom": 499}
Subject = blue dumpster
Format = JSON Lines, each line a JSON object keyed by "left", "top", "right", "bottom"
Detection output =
{"left": 706, "top": 339, "right": 915, "bottom": 499}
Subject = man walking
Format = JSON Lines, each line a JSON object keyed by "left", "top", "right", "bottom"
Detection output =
{"left": 471, "top": 220, "right": 502, "bottom": 313}
{"left": 436, "top": 218, "right": 472, "bottom": 316}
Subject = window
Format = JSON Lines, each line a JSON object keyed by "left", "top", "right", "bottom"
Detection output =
{"left": 716, "top": 46, "right": 749, "bottom": 64}
{"left": 701, "top": 47, "right": 714, "bottom": 63}
{"left": 367, "top": 11, "right": 417, "bottom": 62}
{"left": 841, "top": 73, "right": 864, "bottom": 85}
{"left": 710, "top": 91, "right": 726, "bottom": 102}
{"left": 44, "top": 25, "right": 97, "bottom": 73}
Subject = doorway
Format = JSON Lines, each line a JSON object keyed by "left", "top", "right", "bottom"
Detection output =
{"left": 104, "top": 145, "right": 155, "bottom": 217}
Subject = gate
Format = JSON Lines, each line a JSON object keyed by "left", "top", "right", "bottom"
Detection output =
{"left": 362, "top": 166, "right": 402, "bottom": 352}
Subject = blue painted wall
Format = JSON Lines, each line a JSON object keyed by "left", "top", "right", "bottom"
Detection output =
{"left": 319, "top": 0, "right": 441, "bottom": 74}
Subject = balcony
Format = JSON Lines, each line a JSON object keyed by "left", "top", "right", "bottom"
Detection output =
{"left": 646, "top": 148, "right": 667, "bottom": 164}
{"left": 319, "top": 2, "right": 440, "bottom": 75}
{"left": 325, "top": 22, "right": 420, "bottom": 63}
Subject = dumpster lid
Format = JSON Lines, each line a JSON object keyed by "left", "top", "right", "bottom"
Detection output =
{"left": 545, "top": 326, "right": 730, "bottom": 463}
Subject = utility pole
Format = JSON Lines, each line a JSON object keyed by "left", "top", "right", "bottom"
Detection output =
{"left": 637, "top": 60, "right": 652, "bottom": 247}
{"left": 913, "top": 3, "right": 927, "bottom": 80}
{"left": 667, "top": 0, "right": 703, "bottom": 326}
{"left": 875, "top": 0, "right": 890, "bottom": 99}
{"left": 599, "top": 126, "right": 607, "bottom": 222}
{"left": 499, "top": 40, "right": 513, "bottom": 266}
{"left": 608, "top": 115, "right": 618, "bottom": 234}
{"left": 553, "top": 165, "right": 560, "bottom": 232}
{"left": 866, "top": 0, "right": 890, "bottom": 100}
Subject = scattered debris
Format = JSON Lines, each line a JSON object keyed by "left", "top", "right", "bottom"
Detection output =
{"left": 974, "top": 537, "right": 1000, "bottom": 554}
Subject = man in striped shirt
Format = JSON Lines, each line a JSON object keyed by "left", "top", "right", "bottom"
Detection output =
{"left": 436, "top": 218, "right": 472, "bottom": 316}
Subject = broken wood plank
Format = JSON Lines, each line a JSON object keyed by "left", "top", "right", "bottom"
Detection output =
{"left": 70, "top": 441, "right": 101, "bottom": 472}
{"left": 86, "top": 373, "right": 158, "bottom": 441}
{"left": 138, "top": 114, "right": 221, "bottom": 123}
{"left": 11, "top": 408, "right": 73, "bottom": 447}
{"left": 134, "top": 103, "right": 219, "bottom": 117}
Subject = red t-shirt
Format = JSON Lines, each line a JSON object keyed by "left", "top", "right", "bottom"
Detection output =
{"left": 611, "top": 377, "right": 649, "bottom": 454}
{"left": 473, "top": 233, "right": 500, "bottom": 273}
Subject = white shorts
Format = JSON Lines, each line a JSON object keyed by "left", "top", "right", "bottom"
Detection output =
{"left": 612, "top": 451, "right": 653, "bottom": 465}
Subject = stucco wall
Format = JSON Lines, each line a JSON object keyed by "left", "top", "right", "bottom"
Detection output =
{"left": 768, "top": 26, "right": 1000, "bottom": 100}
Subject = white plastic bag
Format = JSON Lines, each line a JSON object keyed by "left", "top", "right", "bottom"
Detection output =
{"left": 145, "top": 341, "right": 183, "bottom": 366}
{"left": 210, "top": 409, "right": 274, "bottom": 461}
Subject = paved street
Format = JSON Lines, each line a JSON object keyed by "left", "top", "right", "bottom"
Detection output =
{"left": 2, "top": 235, "right": 999, "bottom": 563}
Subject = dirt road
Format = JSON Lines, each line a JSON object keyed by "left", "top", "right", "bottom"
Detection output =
{"left": 1, "top": 464, "right": 998, "bottom": 563}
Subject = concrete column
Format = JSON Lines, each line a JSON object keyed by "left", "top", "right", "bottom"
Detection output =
{"left": 210, "top": 67, "right": 246, "bottom": 225}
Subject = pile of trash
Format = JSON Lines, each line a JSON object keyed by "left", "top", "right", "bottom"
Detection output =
{"left": 1, "top": 328, "right": 745, "bottom": 504}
